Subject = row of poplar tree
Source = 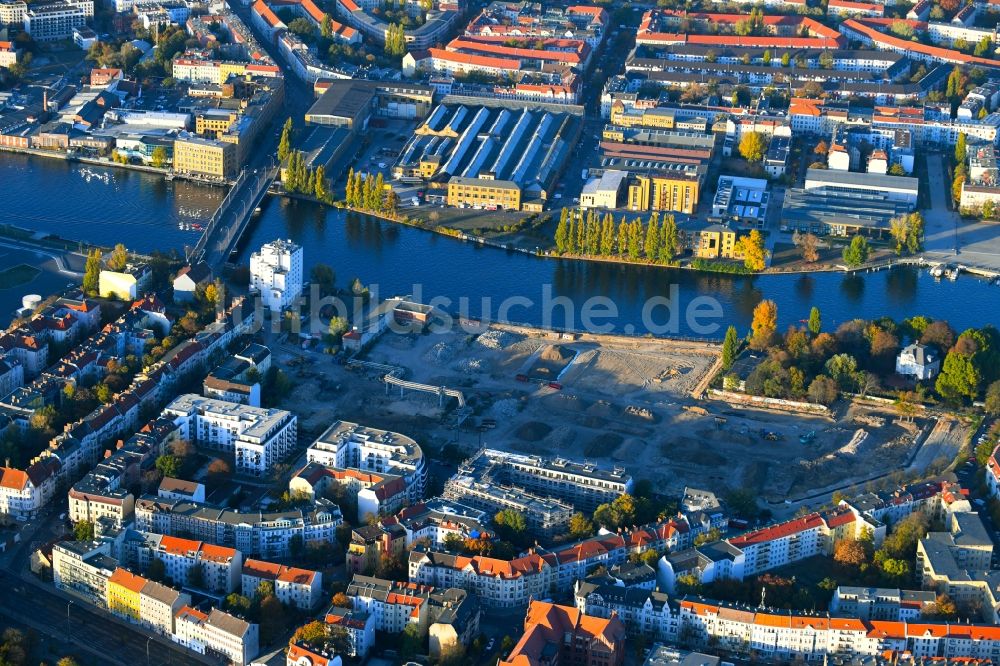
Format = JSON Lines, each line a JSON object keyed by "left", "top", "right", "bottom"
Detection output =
{"left": 553, "top": 208, "right": 682, "bottom": 264}
{"left": 345, "top": 168, "right": 398, "bottom": 214}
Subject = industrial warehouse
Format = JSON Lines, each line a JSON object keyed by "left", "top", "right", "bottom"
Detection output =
{"left": 393, "top": 103, "right": 582, "bottom": 211}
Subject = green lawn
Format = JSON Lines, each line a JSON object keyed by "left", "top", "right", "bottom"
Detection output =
{"left": 0, "top": 263, "right": 42, "bottom": 290}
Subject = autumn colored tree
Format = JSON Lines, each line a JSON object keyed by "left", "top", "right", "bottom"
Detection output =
{"left": 737, "top": 229, "right": 768, "bottom": 271}
{"left": 749, "top": 299, "right": 778, "bottom": 350}
{"left": 833, "top": 538, "right": 867, "bottom": 567}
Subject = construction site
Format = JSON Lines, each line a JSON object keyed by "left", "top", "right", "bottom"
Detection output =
{"left": 270, "top": 322, "right": 964, "bottom": 507}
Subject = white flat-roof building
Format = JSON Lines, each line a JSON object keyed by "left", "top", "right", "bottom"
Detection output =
{"left": 580, "top": 170, "right": 628, "bottom": 210}
{"left": 249, "top": 239, "right": 303, "bottom": 312}
{"left": 163, "top": 394, "right": 297, "bottom": 477}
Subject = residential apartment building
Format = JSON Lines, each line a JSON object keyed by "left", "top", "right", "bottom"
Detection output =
{"left": 916, "top": 512, "right": 995, "bottom": 612}
{"left": 132, "top": 533, "right": 242, "bottom": 594}
{"left": 408, "top": 549, "right": 553, "bottom": 608}
{"left": 163, "top": 394, "right": 297, "bottom": 477}
{"left": 575, "top": 580, "right": 675, "bottom": 640}
{"left": 134, "top": 496, "right": 342, "bottom": 558}
{"left": 304, "top": 420, "right": 426, "bottom": 516}
{"left": 248, "top": 238, "right": 303, "bottom": 312}
{"left": 0, "top": 459, "right": 60, "bottom": 519}
{"left": 174, "top": 606, "right": 259, "bottom": 666}
{"left": 500, "top": 601, "right": 626, "bottom": 666}
{"left": 107, "top": 568, "right": 192, "bottom": 636}
{"left": 241, "top": 559, "right": 322, "bottom": 610}
{"left": 829, "top": 587, "right": 936, "bottom": 621}
{"left": 52, "top": 540, "right": 117, "bottom": 604}
{"left": 347, "top": 574, "right": 480, "bottom": 658}
{"left": 0, "top": 40, "right": 19, "bottom": 68}
{"left": 172, "top": 134, "right": 237, "bottom": 180}
{"left": 24, "top": 0, "right": 93, "bottom": 41}
{"left": 729, "top": 507, "right": 882, "bottom": 577}
{"left": 451, "top": 448, "right": 632, "bottom": 514}
{"left": 442, "top": 475, "right": 573, "bottom": 537}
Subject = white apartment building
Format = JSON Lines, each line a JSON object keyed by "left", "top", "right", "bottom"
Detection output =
{"left": 306, "top": 420, "right": 427, "bottom": 509}
{"left": 0, "top": 0, "right": 27, "bottom": 26}
{"left": 454, "top": 448, "right": 632, "bottom": 513}
{"left": 23, "top": 0, "right": 93, "bottom": 41}
{"left": 0, "top": 459, "right": 59, "bottom": 519}
{"left": 52, "top": 540, "right": 117, "bottom": 604}
{"left": 133, "top": 533, "right": 242, "bottom": 594}
{"left": 139, "top": 578, "right": 191, "bottom": 636}
{"left": 174, "top": 606, "right": 259, "bottom": 666}
{"left": 241, "top": 559, "right": 322, "bottom": 610}
{"left": 163, "top": 394, "right": 297, "bottom": 477}
{"left": 408, "top": 550, "right": 553, "bottom": 608}
{"left": 134, "top": 496, "right": 342, "bottom": 558}
{"left": 249, "top": 239, "right": 303, "bottom": 312}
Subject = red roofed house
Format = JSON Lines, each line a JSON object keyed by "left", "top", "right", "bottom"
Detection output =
{"left": 0, "top": 41, "right": 21, "bottom": 68}
{"left": 729, "top": 506, "right": 880, "bottom": 576}
{"left": 142, "top": 534, "right": 243, "bottom": 594}
{"left": 0, "top": 458, "right": 60, "bottom": 519}
{"left": 500, "top": 600, "right": 626, "bottom": 666}
{"left": 242, "top": 558, "right": 322, "bottom": 610}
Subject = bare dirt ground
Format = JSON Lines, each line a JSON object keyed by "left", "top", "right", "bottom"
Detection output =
{"left": 269, "top": 323, "right": 949, "bottom": 504}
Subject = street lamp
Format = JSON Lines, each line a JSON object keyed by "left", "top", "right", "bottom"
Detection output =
{"left": 66, "top": 599, "right": 74, "bottom": 637}
{"left": 147, "top": 636, "right": 152, "bottom": 666}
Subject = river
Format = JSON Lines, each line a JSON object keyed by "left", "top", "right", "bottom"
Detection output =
{"left": 3, "top": 154, "right": 998, "bottom": 337}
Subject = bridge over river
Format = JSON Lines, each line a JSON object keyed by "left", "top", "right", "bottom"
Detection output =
{"left": 187, "top": 160, "right": 278, "bottom": 268}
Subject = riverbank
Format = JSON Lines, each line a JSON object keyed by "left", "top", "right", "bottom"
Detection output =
{"left": 0, "top": 145, "right": 234, "bottom": 187}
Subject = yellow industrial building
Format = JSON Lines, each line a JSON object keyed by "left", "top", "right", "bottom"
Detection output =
{"left": 446, "top": 177, "right": 522, "bottom": 211}
{"left": 173, "top": 135, "right": 238, "bottom": 180}
{"left": 626, "top": 173, "right": 700, "bottom": 214}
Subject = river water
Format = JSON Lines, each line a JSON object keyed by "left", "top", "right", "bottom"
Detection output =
{"left": 3, "top": 154, "right": 998, "bottom": 337}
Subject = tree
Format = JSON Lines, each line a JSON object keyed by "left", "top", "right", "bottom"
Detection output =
{"left": 659, "top": 214, "right": 680, "bottom": 262}
{"left": 808, "top": 375, "right": 838, "bottom": 405}
{"left": 738, "top": 131, "right": 767, "bottom": 163}
{"left": 749, "top": 299, "right": 778, "bottom": 351}
{"left": 814, "top": 140, "right": 829, "bottom": 155}
{"left": 808, "top": 307, "right": 822, "bottom": 336}
{"left": 292, "top": 621, "right": 326, "bottom": 647}
{"left": 310, "top": 263, "right": 336, "bottom": 296}
{"left": 842, "top": 235, "right": 871, "bottom": 267}
{"left": 793, "top": 230, "right": 820, "bottom": 263}
{"left": 936, "top": 346, "right": 981, "bottom": 404}
{"left": 73, "top": 520, "right": 94, "bottom": 541}
{"left": 330, "top": 592, "right": 351, "bottom": 608}
{"left": 156, "top": 454, "right": 181, "bottom": 478}
{"left": 931, "top": 594, "right": 959, "bottom": 620}
{"left": 721, "top": 325, "right": 740, "bottom": 371}
{"left": 736, "top": 229, "right": 767, "bottom": 271}
{"left": 224, "top": 593, "right": 251, "bottom": 615}
{"left": 985, "top": 380, "right": 1000, "bottom": 416}
{"left": 320, "top": 13, "right": 333, "bottom": 38}
{"left": 277, "top": 118, "right": 293, "bottom": 162}
{"left": 569, "top": 512, "right": 594, "bottom": 539}
{"left": 955, "top": 132, "right": 968, "bottom": 164}
{"left": 150, "top": 146, "right": 168, "bottom": 168}
{"left": 495, "top": 509, "right": 527, "bottom": 539}
{"left": 894, "top": 390, "right": 919, "bottom": 422}
{"left": 554, "top": 209, "right": 570, "bottom": 253}
{"left": 259, "top": 594, "right": 287, "bottom": 644}
{"left": 207, "top": 458, "right": 231, "bottom": 483}
{"left": 833, "top": 538, "right": 867, "bottom": 567}
{"left": 399, "top": 623, "right": 423, "bottom": 660}
{"left": 83, "top": 248, "right": 103, "bottom": 296}
{"left": 57, "top": 659, "right": 80, "bottom": 666}
{"left": 888, "top": 163, "right": 907, "bottom": 176}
